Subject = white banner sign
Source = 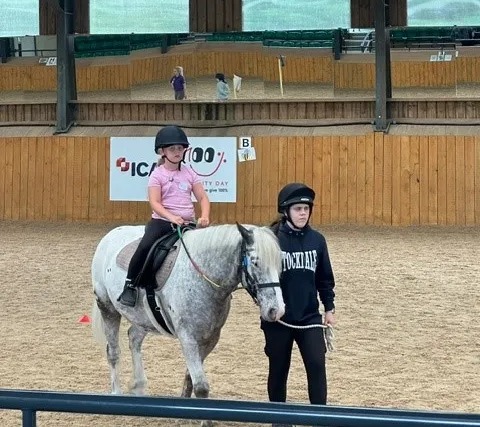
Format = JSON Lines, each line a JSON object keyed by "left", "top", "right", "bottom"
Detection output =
{"left": 110, "top": 137, "right": 237, "bottom": 202}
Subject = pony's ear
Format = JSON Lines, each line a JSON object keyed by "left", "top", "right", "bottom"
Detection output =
{"left": 236, "top": 222, "right": 254, "bottom": 245}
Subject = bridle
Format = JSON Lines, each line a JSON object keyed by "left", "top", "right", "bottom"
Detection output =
{"left": 237, "top": 238, "right": 280, "bottom": 304}
{"left": 176, "top": 226, "right": 280, "bottom": 303}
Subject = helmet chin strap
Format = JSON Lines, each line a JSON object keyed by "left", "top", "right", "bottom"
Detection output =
{"left": 284, "top": 207, "right": 313, "bottom": 230}
{"left": 284, "top": 212, "right": 305, "bottom": 230}
{"left": 162, "top": 152, "right": 185, "bottom": 169}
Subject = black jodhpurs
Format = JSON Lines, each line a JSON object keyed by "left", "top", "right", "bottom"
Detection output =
{"left": 127, "top": 218, "right": 173, "bottom": 281}
{"left": 262, "top": 322, "right": 327, "bottom": 404}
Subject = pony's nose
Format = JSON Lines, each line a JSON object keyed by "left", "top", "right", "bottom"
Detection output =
{"left": 268, "top": 307, "right": 279, "bottom": 322}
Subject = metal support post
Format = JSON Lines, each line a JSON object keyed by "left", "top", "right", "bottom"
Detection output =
{"left": 56, "top": 0, "right": 77, "bottom": 134}
{"left": 374, "top": 0, "right": 392, "bottom": 132}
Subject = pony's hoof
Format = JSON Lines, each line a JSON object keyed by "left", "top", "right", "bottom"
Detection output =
{"left": 129, "top": 388, "right": 146, "bottom": 396}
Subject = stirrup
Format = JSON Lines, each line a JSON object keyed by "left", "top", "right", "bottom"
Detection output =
{"left": 118, "top": 281, "right": 137, "bottom": 307}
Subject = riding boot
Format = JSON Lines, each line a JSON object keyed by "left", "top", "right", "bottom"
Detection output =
{"left": 118, "top": 279, "right": 137, "bottom": 307}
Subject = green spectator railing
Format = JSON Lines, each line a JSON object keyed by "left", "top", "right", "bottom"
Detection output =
{"left": 73, "top": 33, "right": 189, "bottom": 58}
{"left": 72, "top": 26, "right": 480, "bottom": 59}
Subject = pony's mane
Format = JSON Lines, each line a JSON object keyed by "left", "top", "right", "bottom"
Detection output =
{"left": 251, "top": 226, "right": 282, "bottom": 273}
{"left": 184, "top": 224, "right": 281, "bottom": 272}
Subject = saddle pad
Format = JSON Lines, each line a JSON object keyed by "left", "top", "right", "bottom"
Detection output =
{"left": 116, "top": 238, "right": 181, "bottom": 290}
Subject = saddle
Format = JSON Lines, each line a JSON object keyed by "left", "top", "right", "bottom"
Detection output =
{"left": 116, "top": 223, "right": 195, "bottom": 291}
{"left": 116, "top": 223, "right": 196, "bottom": 335}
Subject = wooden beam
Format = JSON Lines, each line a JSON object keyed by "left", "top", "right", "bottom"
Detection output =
{"left": 39, "top": 0, "right": 90, "bottom": 35}
{"left": 189, "top": 0, "right": 242, "bottom": 32}
{"left": 351, "top": 0, "right": 406, "bottom": 28}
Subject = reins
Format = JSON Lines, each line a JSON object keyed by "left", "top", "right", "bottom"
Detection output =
{"left": 176, "top": 226, "right": 222, "bottom": 288}
{"left": 176, "top": 225, "right": 277, "bottom": 300}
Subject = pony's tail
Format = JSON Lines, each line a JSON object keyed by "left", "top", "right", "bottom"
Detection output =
{"left": 91, "top": 298, "right": 107, "bottom": 346}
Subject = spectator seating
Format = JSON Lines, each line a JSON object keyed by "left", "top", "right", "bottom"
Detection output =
{"left": 390, "top": 26, "right": 456, "bottom": 48}
{"left": 74, "top": 33, "right": 188, "bottom": 58}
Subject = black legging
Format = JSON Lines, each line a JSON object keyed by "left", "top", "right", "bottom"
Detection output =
{"left": 127, "top": 218, "right": 173, "bottom": 281}
{"left": 262, "top": 322, "right": 327, "bottom": 404}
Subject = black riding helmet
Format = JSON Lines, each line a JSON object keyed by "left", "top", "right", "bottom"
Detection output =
{"left": 154, "top": 125, "right": 190, "bottom": 154}
{"left": 277, "top": 183, "right": 315, "bottom": 229}
{"left": 277, "top": 183, "right": 315, "bottom": 213}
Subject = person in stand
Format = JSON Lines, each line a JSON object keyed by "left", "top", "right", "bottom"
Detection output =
{"left": 215, "top": 72, "right": 230, "bottom": 101}
{"left": 118, "top": 125, "right": 210, "bottom": 307}
{"left": 262, "top": 183, "right": 336, "bottom": 427}
{"left": 170, "top": 66, "right": 186, "bottom": 100}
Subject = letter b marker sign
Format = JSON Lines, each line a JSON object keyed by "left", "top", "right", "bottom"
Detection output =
{"left": 239, "top": 137, "right": 252, "bottom": 148}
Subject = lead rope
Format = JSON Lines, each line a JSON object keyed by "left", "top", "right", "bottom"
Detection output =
{"left": 277, "top": 320, "right": 335, "bottom": 352}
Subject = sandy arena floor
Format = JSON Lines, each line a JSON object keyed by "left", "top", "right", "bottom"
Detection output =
{"left": 2, "top": 79, "right": 479, "bottom": 103}
{"left": 0, "top": 221, "right": 479, "bottom": 426}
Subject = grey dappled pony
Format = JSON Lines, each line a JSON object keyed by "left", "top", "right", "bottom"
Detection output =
{"left": 91, "top": 223, "right": 285, "bottom": 426}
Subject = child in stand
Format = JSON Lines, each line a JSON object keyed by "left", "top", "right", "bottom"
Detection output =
{"left": 118, "top": 125, "right": 210, "bottom": 307}
{"left": 215, "top": 72, "right": 230, "bottom": 101}
{"left": 170, "top": 66, "right": 186, "bottom": 100}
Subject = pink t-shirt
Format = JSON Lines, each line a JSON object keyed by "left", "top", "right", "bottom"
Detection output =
{"left": 148, "top": 164, "right": 201, "bottom": 221}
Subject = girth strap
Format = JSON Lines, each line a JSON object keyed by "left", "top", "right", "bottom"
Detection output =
{"left": 145, "top": 288, "right": 173, "bottom": 335}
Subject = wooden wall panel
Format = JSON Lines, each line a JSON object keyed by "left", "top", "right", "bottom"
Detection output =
{"left": 350, "top": 0, "right": 372, "bottom": 28}
{"left": 74, "top": 0, "right": 90, "bottom": 34}
{"left": 464, "top": 136, "right": 476, "bottom": 225}
{"left": 446, "top": 136, "right": 456, "bottom": 225}
{"left": 76, "top": 63, "right": 131, "bottom": 91}
{"left": 0, "top": 64, "right": 56, "bottom": 91}
{"left": 351, "top": 0, "right": 407, "bottom": 28}
{"left": 7, "top": 98, "right": 480, "bottom": 125}
{"left": 7, "top": 51, "right": 480, "bottom": 95}
{"left": 39, "top": 0, "right": 57, "bottom": 36}
{"left": 476, "top": 136, "right": 480, "bottom": 223}
{"left": 334, "top": 61, "right": 457, "bottom": 90}
{"left": 392, "top": 61, "right": 456, "bottom": 88}
{"left": 334, "top": 63, "right": 375, "bottom": 90}
{"left": 2, "top": 138, "right": 13, "bottom": 220}
{"left": 0, "top": 135, "right": 5, "bottom": 220}
{"left": 71, "top": 100, "right": 376, "bottom": 124}
{"left": 34, "top": 137, "right": 45, "bottom": 221}
{"left": 455, "top": 138, "right": 466, "bottom": 224}
{"left": 1, "top": 134, "right": 477, "bottom": 226}
{"left": 456, "top": 57, "right": 480, "bottom": 84}
{"left": 356, "top": 135, "right": 366, "bottom": 224}
{"left": 39, "top": 0, "right": 90, "bottom": 35}
{"left": 428, "top": 136, "right": 438, "bottom": 224}
{"left": 382, "top": 135, "right": 393, "bottom": 225}
{"left": 189, "top": 0, "right": 241, "bottom": 32}
{"left": 388, "top": 0, "right": 407, "bottom": 27}
{"left": 319, "top": 137, "right": 331, "bottom": 224}
{"left": 436, "top": 136, "right": 447, "bottom": 225}
{"left": 232, "top": 0, "right": 242, "bottom": 32}
{"left": 364, "top": 133, "right": 375, "bottom": 224}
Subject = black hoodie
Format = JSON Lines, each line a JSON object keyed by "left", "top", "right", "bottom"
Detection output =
{"left": 273, "top": 222, "right": 335, "bottom": 326}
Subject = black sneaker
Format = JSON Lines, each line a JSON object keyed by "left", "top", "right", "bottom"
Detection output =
{"left": 118, "top": 280, "right": 137, "bottom": 307}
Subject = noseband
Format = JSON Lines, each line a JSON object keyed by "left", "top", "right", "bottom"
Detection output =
{"left": 239, "top": 239, "right": 280, "bottom": 303}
